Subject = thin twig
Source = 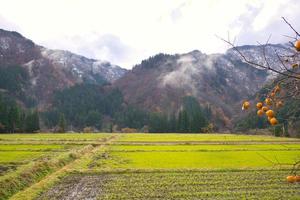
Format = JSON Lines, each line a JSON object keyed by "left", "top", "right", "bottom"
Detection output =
{"left": 282, "top": 17, "right": 300, "bottom": 37}
{"left": 217, "top": 35, "right": 300, "bottom": 79}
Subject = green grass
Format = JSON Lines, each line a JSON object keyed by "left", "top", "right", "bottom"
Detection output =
{"left": 109, "top": 144, "right": 300, "bottom": 152}
{"left": 96, "top": 150, "right": 300, "bottom": 170}
{"left": 0, "top": 144, "right": 76, "bottom": 151}
{"left": 9, "top": 142, "right": 116, "bottom": 200}
{"left": 117, "top": 133, "right": 298, "bottom": 142}
{"left": 2, "top": 133, "right": 300, "bottom": 200}
{"left": 0, "top": 133, "right": 113, "bottom": 141}
{"left": 0, "top": 151, "right": 50, "bottom": 164}
{"left": 0, "top": 145, "right": 95, "bottom": 200}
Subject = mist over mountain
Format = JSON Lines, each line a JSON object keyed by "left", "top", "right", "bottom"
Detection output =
{"left": 0, "top": 28, "right": 292, "bottom": 131}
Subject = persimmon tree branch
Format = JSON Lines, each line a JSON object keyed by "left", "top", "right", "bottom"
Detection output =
{"left": 218, "top": 17, "right": 300, "bottom": 81}
{"left": 282, "top": 17, "right": 300, "bottom": 38}
{"left": 257, "top": 153, "right": 300, "bottom": 175}
{"left": 217, "top": 36, "right": 300, "bottom": 80}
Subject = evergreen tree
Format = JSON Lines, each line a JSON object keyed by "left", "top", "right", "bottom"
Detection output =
{"left": 19, "top": 110, "right": 26, "bottom": 132}
{"left": 0, "top": 93, "right": 41, "bottom": 133}
{"left": 52, "top": 84, "right": 123, "bottom": 129}
{"left": 116, "top": 106, "right": 149, "bottom": 129}
{"left": 85, "top": 111, "right": 102, "bottom": 128}
{"left": 0, "top": 95, "right": 5, "bottom": 130}
{"left": 58, "top": 113, "right": 66, "bottom": 133}
{"left": 203, "top": 104, "right": 212, "bottom": 120}
{"left": 182, "top": 96, "right": 208, "bottom": 133}
{"left": 181, "top": 110, "right": 189, "bottom": 132}
{"left": 177, "top": 110, "right": 189, "bottom": 132}
{"left": 32, "top": 110, "right": 40, "bottom": 131}
{"left": 149, "top": 113, "right": 161, "bottom": 132}
{"left": 7, "top": 104, "right": 20, "bottom": 133}
{"left": 176, "top": 111, "right": 182, "bottom": 132}
{"left": 168, "top": 114, "right": 177, "bottom": 132}
{"left": 25, "top": 110, "right": 40, "bottom": 133}
{"left": 149, "top": 113, "right": 168, "bottom": 132}
{"left": 109, "top": 123, "right": 113, "bottom": 133}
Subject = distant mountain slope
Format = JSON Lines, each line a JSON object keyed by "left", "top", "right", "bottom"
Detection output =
{"left": 0, "top": 29, "right": 127, "bottom": 109}
{"left": 227, "top": 43, "right": 291, "bottom": 76}
{"left": 114, "top": 44, "right": 290, "bottom": 130}
{"left": 0, "top": 28, "right": 292, "bottom": 131}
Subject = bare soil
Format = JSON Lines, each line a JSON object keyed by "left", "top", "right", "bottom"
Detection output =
{"left": 37, "top": 174, "right": 108, "bottom": 200}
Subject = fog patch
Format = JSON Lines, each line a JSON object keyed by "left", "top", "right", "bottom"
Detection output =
{"left": 160, "top": 54, "right": 198, "bottom": 96}
{"left": 160, "top": 52, "right": 221, "bottom": 97}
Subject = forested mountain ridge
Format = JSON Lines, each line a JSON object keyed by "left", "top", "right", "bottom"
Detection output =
{"left": 0, "top": 28, "right": 294, "bottom": 132}
{"left": 0, "top": 29, "right": 127, "bottom": 109}
{"left": 114, "top": 45, "right": 290, "bottom": 130}
{"left": 0, "top": 29, "right": 127, "bottom": 133}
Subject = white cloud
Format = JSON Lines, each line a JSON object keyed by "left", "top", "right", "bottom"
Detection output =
{"left": 0, "top": 0, "right": 299, "bottom": 69}
{"left": 0, "top": 15, "right": 21, "bottom": 32}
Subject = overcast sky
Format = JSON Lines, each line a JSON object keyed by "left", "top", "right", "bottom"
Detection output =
{"left": 0, "top": 0, "right": 299, "bottom": 69}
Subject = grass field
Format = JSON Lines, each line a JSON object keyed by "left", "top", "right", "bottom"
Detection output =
{"left": 109, "top": 144, "right": 300, "bottom": 151}
{"left": 96, "top": 150, "right": 300, "bottom": 169}
{"left": 0, "top": 133, "right": 299, "bottom": 200}
{"left": 0, "top": 133, "right": 112, "bottom": 141}
{"left": 41, "top": 170, "right": 299, "bottom": 200}
{"left": 0, "top": 144, "right": 70, "bottom": 151}
{"left": 0, "top": 151, "right": 50, "bottom": 164}
{"left": 117, "top": 133, "right": 297, "bottom": 142}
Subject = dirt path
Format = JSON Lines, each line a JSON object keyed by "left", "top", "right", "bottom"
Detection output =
{"left": 10, "top": 135, "right": 120, "bottom": 200}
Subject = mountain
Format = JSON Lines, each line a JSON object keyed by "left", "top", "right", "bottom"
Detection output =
{"left": 114, "top": 44, "right": 291, "bottom": 130}
{"left": 227, "top": 43, "right": 292, "bottom": 77}
{"left": 0, "top": 28, "right": 293, "bottom": 131}
{"left": 0, "top": 29, "right": 127, "bottom": 109}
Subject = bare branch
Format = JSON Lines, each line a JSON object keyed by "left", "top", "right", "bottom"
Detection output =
{"left": 217, "top": 35, "right": 300, "bottom": 80}
{"left": 274, "top": 50, "right": 300, "bottom": 75}
{"left": 282, "top": 17, "right": 300, "bottom": 37}
{"left": 283, "top": 34, "right": 296, "bottom": 40}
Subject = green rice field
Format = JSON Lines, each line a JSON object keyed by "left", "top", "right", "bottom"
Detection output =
{"left": 0, "top": 133, "right": 299, "bottom": 200}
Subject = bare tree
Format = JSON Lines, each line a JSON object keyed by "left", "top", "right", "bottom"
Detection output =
{"left": 219, "top": 17, "right": 300, "bottom": 100}
{"left": 220, "top": 17, "right": 300, "bottom": 179}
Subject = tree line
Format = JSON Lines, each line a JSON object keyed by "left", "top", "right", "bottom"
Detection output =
{"left": 0, "top": 94, "right": 39, "bottom": 133}
{"left": 41, "top": 85, "right": 211, "bottom": 133}
{"left": 0, "top": 78, "right": 212, "bottom": 133}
